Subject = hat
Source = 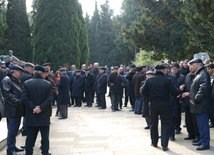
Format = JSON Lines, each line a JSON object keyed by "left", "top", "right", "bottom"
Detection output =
{"left": 43, "top": 62, "right": 51, "bottom": 66}
{"left": 146, "top": 71, "right": 154, "bottom": 75}
{"left": 189, "top": 58, "right": 203, "bottom": 64}
{"left": 99, "top": 67, "right": 106, "bottom": 70}
{"left": 25, "top": 62, "right": 35, "bottom": 68}
{"left": 160, "top": 63, "right": 168, "bottom": 68}
{"left": 171, "top": 62, "right": 180, "bottom": 68}
{"left": 136, "top": 66, "right": 143, "bottom": 71}
{"left": 113, "top": 66, "right": 119, "bottom": 69}
{"left": 142, "top": 65, "right": 147, "bottom": 68}
{"left": 130, "top": 64, "right": 136, "bottom": 68}
{"left": 59, "top": 68, "right": 66, "bottom": 72}
{"left": 154, "top": 64, "right": 166, "bottom": 70}
{"left": 43, "top": 67, "right": 49, "bottom": 72}
{"left": 85, "top": 68, "right": 89, "bottom": 71}
{"left": 1, "top": 66, "right": 6, "bottom": 69}
{"left": 11, "top": 65, "right": 24, "bottom": 72}
{"left": 1, "top": 61, "right": 5, "bottom": 64}
{"left": 34, "top": 66, "right": 45, "bottom": 72}
{"left": 59, "top": 66, "right": 63, "bottom": 69}
{"left": 76, "top": 69, "right": 81, "bottom": 72}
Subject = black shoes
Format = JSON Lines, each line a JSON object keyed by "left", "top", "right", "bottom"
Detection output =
{"left": 175, "top": 129, "right": 181, "bottom": 134}
{"left": 115, "top": 109, "right": 121, "bottom": 111}
{"left": 151, "top": 144, "right": 157, "bottom": 147}
{"left": 7, "top": 152, "right": 20, "bottom": 155}
{"left": 73, "top": 105, "right": 78, "bottom": 107}
{"left": 129, "top": 109, "right": 134, "bottom": 112}
{"left": 184, "top": 136, "right": 195, "bottom": 140}
{"left": 144, "top": 126, "right": 149, "bottom": 129}
{"left": 15, "top": 147, "right": 24, "bottom": 152}
{"left": 170, "top": 136, "right": 175, "bottom": 141}
{"left": 192, "top": 137, "right": 200, "bottom": 143}
{"left": 20, "top": 146, "right": 25, "bottom": 149}
{"left": 98, "top": 107, "right": 106, "bottom": 109}
{"left": 58, "top": 117, "right": 66, "bottom": 119}
{"left": 196, "top": 145, "right": 210, "bottom": 151}
{"left": 163, "top": 147, "right": 168, "bottom": 151}
{"left": 193, "top": 142, "right": 202, "bottom": 146}
{"left": 95, "top": 105, "right": 100, "bottom": 107}
{"left": 112, "top": 109, "right": 115, "bottom": 112}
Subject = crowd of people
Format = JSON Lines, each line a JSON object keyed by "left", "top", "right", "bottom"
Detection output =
{"left": 0, "top": 55, "right": 214, "bottom": 154}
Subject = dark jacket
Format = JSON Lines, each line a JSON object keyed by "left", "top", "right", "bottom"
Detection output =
{"left": 174, "top": 72, "right": 185, "bottom": 101}
{"left": 97, "top": 72, "right": 107, "bottom": 94}
{"left": 22, "top": 75, "right": 53, "bottom": 126}
{"left": 179, "top": 67, "right": 190, "bottom": 77}
{"left": 183, "top": 72, "right": 195, "bottom": 107}
{"left": 19, "top": 70, "right": 32, "bottom": 84}
{"left": 107, "top": 72, "right": 123, "bottom": 94}
{"left": 141, "top": 81, "right": 149, "bottom": 117}
{"left": 167, "top": 74, "right": 179, "bottom": 117}
{"left": 57, "top": 73, "right": 70, "bottom": 104}
{"left": 49, "top": 73, "right": 56, "bottom": 83}
{"left": 1, "top": 73, "right": 23, "bottom": 117}
{"left": 91, "top": 68, "right": 99, "bottom": 90}
{"left": 190, "top": 67, "right": 212, "bottom": 114}
{"left": 140, "top": 71, "right": 180, "bottom": 105}
{"left": 126, "top": 70, "right": 136, "bottom": 97}
{"left": 84, "top": 73, "right": 94, "bottom": 92}
{"left": 0, "top": 70, "right": 7, "bottom": 84}
{"left": 132, "top": 71, "right": 146, "bottom": 97}
{"left": 72, "top": 74, "right": 84, "bottom": 97}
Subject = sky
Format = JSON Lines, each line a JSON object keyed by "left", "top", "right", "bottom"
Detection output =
{"left": 26, "top": 0, "right": 123, "bottom": 17}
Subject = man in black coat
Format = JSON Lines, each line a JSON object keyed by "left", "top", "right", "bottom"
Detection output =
{"left": 141, "top": 64, "right": 180, "bottom": 151}
{"left": 19, "top": 62, "right": 35, "bottom": 136}
{"left": 97, "top": 67, "right": 107, "bottom": 109}
{"left": 0, "top": 66, "right": 7, "bottom": 84}
{"left": 57, "top": 68, "right": 70, "bottom": 119}
{"left": 107, "top": 66, "right": 123, "bottom": 112}
{"left": 181, "top": 70, "right": 200, "bottom": 143}
{"left": 72, "top": 70, "right": 84, "bottom": 107}
{"left": 171, "top": 63, "right": 185, "bottom": 134}
{"left": 91, "top": 63, "right": 99, "bottom": 104}
{"left": 183, "top": 58, "right": 212, "bottom": 151}
{"left": 84, "top": 69, "right": 94, "bottom": 107}
{"left": 179, "top": 60, "right": 190, "bottom": 77}
{"left": 1, "top": 65, "right": 24, "bottom": 155}
{"left": 43, "top": 62, "right": 56, "bottom": 83}
{"left": 22, "top": 66, "right": 53, "bottom": 155}
{"left": 125, "top": 64, "right": 136, "bottom": 111}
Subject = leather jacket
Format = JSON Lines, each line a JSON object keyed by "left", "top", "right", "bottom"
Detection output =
{"left": 1, "top": 73, "right": 23, "bottom": 117}
{"left": 190, "top": 67, "right": 212, "bottom": 114}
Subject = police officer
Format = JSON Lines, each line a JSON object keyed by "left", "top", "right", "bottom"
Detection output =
{"left": 140, "top": 64, "right": 180, "bottom": 151}
{"left": 1, "top": 65, "right": 25, "bottom": 155}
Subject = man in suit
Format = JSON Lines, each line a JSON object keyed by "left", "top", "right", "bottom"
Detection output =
{"left": 141, "top": 64, "right": 180, "bottom": 151}
{"left": 107, "top": 66, "right": 123, "bottom": 112}
{"left": 126, "top": 64, "right": 136, "bottom": 111}
{"left": 1, "top": 65, "right": 25, "bottom": 155}
{"left": 84, "top": 69, "right": 94, "bottom": 107}
{"left": 97, "top": 67, "right": 108, "bottom": 109}
{"left": 22, "top": 66, "right": 53, "bottom": 155}
{"left": 57, "top": 68, "right": 70, "bottom": 119}
{"left": 19, "top": 62, "right": 35, "bottom": 136}
{"left": 72, "top": 70, "right": 84, "bottom": 107}
{"left": 183, "top": 58, "right": 212, "bottom": 150}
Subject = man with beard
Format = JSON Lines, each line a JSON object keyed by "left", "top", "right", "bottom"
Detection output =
{"left": 141, "top": 64, "right": 180, "bottom": 151}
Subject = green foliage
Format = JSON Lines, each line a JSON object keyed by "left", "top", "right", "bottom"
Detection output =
{"left": 33, "top": 0, "right": 84, "bottom": 71}
{"left": 5, "top": 0, "right": 32, "bottom": 61}
{"left": 134, "top": 50, "right": 162, "bottom": 66}
{"left": 0, "top": 0, "right": 4, "bottom": 55}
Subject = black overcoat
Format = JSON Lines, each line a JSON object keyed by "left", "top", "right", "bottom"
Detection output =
{"left": 126, "top": 70, "right": 136, "bottom": 97}
{"left": 84, "top": 73, "right": 95, "bottom": 92}
{"left": 72, "top": 75, "right": 84, "bottom": 97}
{"left": 97, "top": 73, "right": 107, "bottom": 94}
{"left": 107, "top": 72, "right": 123, "bottom": 94}
{"left": 19, "top": 70, "right": 32, "bottom": 84}
{"left": 57, "top": 73, "right": 70, "bottom": 104}
{"left": 22, "top": 75, "right": 53, "bottom": 126}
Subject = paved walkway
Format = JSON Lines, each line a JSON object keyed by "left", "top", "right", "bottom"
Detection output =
{"left": 1, "top": 96, "right": 214, "bottom": 155}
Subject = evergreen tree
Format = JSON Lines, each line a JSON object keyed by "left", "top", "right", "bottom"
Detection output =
{"left": 0, "top": 0, "right": 4, "bottom": 55}
{"left": 5, "top": 0, "right": 32, "bottom": 61}
{"left": 33, "top": 0, "right": 81, "bottom": 70}
{"left": 77, "top": 3, "right": 89, "bottom": 66}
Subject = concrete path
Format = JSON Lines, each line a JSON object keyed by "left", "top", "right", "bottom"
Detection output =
{"left": 0, "top": 95, "right": 214, "bottom": 155}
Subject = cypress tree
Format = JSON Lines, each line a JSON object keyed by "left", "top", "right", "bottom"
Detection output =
{"left": 5, "top": 0, "right": 32, "bottom": 61}
{"left": 0, "top": 0, "right": 4, "bottom": 55}
{"left": 33, "top": 0, "right": 81, "bottom": 71}
{"left": 77, "top": 3, "right": 89, "bottom": 66}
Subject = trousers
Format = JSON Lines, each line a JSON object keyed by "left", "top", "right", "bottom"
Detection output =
{"left": 111, "top": 93, "right": 120, "bottom": 110}
{"left": 135, "top": 96, "right": 143, "bottom": 114}
{"left": 97, "top": 93, "right": 106, "bottom": 109}
{"left": 25, "top": 126, "right": 49, "bottom": 155}
{"left": 59, "top": 104, "right": 68, "bottom": 118}
{"left": 85, "top": 91, "right": 93, "bottom": 106}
